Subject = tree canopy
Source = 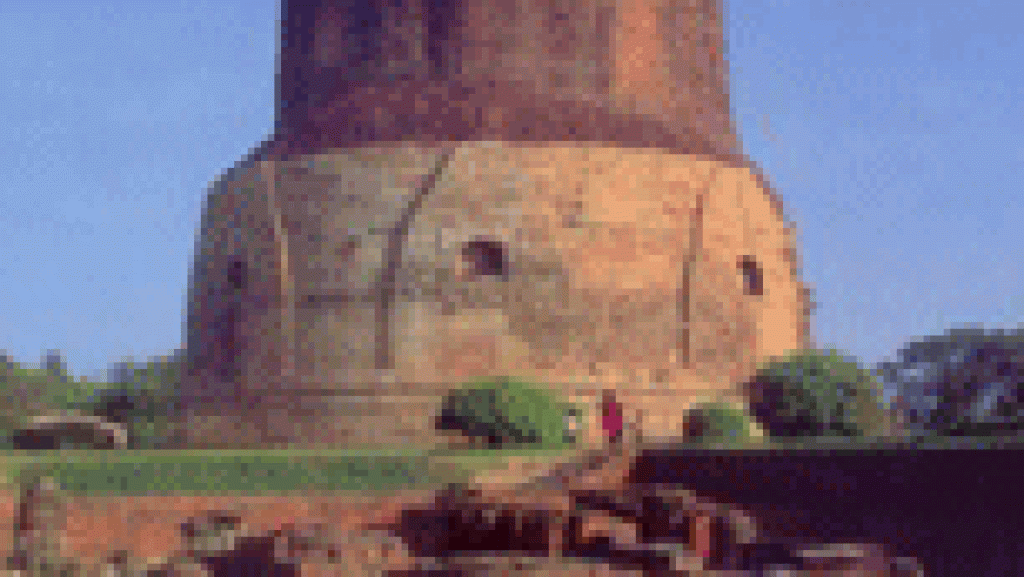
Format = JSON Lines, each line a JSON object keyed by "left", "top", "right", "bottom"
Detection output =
{"left": 876, "top": 326, "right": 1024, "bottom": 437}
{"left": 746, "top": 348, "right": 895, "bottom": 440}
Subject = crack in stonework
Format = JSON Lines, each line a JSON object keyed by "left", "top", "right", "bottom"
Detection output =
{"left": 375, "top": 147, "right": 458, "bottom": 370}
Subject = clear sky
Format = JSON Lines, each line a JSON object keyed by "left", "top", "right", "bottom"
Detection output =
{"left": 2, "top": 1, "right": 1022, "bottom": 402}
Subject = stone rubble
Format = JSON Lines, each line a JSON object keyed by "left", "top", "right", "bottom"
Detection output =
{"left": 10, "top": 413, "right": 129, "bottom": 450}
{"left": 6, "top": 434, "right": 925, "bottom": 576}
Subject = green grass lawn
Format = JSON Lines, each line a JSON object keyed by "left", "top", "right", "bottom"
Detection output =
{"left": 2, "top": 432, "right": 1021, "bottom": 498}
{"left": 2, "top": 384, "right": 1020, "bottom": 498}
{"left": 0, "top": 443, "right": 587, "bottom": 497}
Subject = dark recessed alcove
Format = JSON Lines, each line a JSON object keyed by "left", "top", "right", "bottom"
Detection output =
{"left": 214, "top": 258, "right": 248, "bottom": 383}
{"left": 463, "top": 238, "right": 509, "bottom": 279}
{"left": 739, "top": 256, "right": 763, "bottom": 296}
{"left": 227, "top": 259, "right": 248, "bottom": 291}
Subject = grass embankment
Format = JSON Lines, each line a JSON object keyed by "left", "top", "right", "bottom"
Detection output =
{"left": 4, "top": 431, "right": 1023, "bottom": 498}
{"left": 0, "top": 444, "right": 586, "bottom": 497}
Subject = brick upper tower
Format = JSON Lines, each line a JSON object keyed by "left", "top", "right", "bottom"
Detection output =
{"left": 264, "top": 0, "right": 740, "bottom": 159}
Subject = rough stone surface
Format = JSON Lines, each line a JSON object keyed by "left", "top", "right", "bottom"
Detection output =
{"left": 129, "top": 511, "right": 349, "bottom": 577}
{"left": 10, "top": 414, "right": 128, "bottom": 450}
{"left": 369, "top": 447, "right": 757, "bottom": 573}
{"left": 10, "top": 476, "right": 66, "bottom": 574}
{"left": 179, "top": 0, "right": 813, "bottom": 450}
{"left": 0, "top": 448, "right": 925, "bottom": 577}
{"left": 365, "top": 448, "right": 926, "bottom": 576}
{"left": 180, "top": 144, "right": 811, "bottom": 449}
{"left": 272, "top": 0, "right": 740, "bottom": 160}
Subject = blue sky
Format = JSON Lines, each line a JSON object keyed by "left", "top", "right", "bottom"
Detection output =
{"left": 2, "top": 1, "right": 1022, "bottom": 402}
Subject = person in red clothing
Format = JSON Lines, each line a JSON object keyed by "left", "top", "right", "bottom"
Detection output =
{"left": 600, "top": 389, "right": 624, "bottom": 445}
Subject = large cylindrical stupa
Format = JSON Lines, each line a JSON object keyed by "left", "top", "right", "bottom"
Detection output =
{"left": 179, "top": 0, "right": 812, "bottom": 449}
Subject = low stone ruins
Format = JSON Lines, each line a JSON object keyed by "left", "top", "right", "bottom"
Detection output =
{"left": 355, "top": 442, "right": 925, "bottom": 576}
{"left": 10, "top": 413, "right": 128, "bottom": 450}
{"left": 5, "top": 434, "right": 925, "bottom": 576}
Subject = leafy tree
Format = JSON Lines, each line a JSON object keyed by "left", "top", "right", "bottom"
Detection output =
{"left": 0, "top": 352, "right": 29, "bottom": 436}
{"left": 91, "top": 352, "right": 185, "bottom": 448}
{"left": 36, "top": 348, "right": 77, "bottom": 401}
{"left": 0, "top": 350, "right": 92, "bottom": 446}
{"left": 1, "top": 351, "right": 79, "bottom": 419}
{"left": 42, "top": 349, "right": 67, "bottom": 378}
{"left": 876, "top": 326, "right": 1024, "bottom": 438}
{"left": 79, "top": 386, "right": 159, "bottom": 424}
{"left": 98, "top": 352, "right": 184, "bottom": 413}
{"left": 745, "top": 348, "right": 892, "bottom": 440}
{"left": 0, "top": 347, "right": 186, "bottom": 448}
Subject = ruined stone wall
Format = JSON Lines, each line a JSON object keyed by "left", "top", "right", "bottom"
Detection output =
{"left": 179, "top": 144, "right": 808, "bottom": 449}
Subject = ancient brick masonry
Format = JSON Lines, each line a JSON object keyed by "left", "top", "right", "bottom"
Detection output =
{"left": 11, "top": 476, "right": 66, "bottom": 574}
{"left": 180, "top": 0, "right": 813, "bottom": 449}
{"left": 4, "top": 447, "right": 927, "bottom": 576}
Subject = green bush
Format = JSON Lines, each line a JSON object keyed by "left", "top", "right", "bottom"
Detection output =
{"left": 437, "top": 384, "right": 505, "bottom": 446}
{"left": 746, "top": 348, "right": 890, "bottom": 440}
{"left": 437, "top": 376, "right": 576, "bottom": 449}
{"left": 688, "top": 401, "right": 758, "bottom": 444}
